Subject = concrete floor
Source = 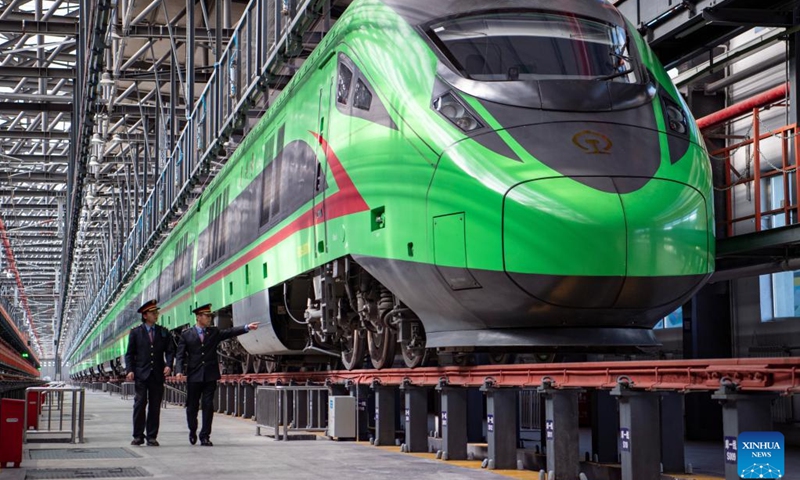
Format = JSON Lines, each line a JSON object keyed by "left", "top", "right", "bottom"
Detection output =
{"left": 0, "top": 390, "right": 521, "bottom": 480}
{"left": 2, "top": 390, "right": 799, "bottom": 480}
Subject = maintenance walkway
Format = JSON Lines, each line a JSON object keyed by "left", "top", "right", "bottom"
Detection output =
{"left": 2, "top": 388, "right": 800, "bottom": 480}
{"left": 0, "top": 389, "right": 522, "bottom": 480}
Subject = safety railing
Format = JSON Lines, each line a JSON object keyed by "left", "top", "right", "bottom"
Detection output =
{"left": 104, "top": 382, "right": 121, "bottom": 396}
{"left": 712, "top": 113, "right": 799, "bottom": 237}
{"left": 255, "top": 385, "right": 328, "bottom": 440}
{"left": 69, "top": 0, "right": 328, "bottom": 361}
{"left": 23, "top": 386, "right": 86, "bottom": 444}
{"left": 164, "top": 383, "right": 187, "bottom": 407}
{"left": 121, "top": 381, "right": 135, "bottom": 400}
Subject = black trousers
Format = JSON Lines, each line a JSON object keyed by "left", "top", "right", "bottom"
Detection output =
{"left": 132, "top": 375, "right": 164, "bottom": 440}
{"left": 186, "top": 381, "right": 217, "bottom": 439}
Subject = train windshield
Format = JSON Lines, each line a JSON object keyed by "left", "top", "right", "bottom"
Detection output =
{"left": 429, "top": 12, "right": 640, "bottom": 83}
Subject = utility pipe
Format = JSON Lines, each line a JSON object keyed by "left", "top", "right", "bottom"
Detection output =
{"left": 697, "top": 83, "right": 788, "bottom": 131}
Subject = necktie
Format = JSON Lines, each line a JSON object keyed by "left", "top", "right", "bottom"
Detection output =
{"left": 199, "top": 329, "right": 204, "bottom": 342}
{"left": 148, "top": 328, "right": 154, "bottom": 343}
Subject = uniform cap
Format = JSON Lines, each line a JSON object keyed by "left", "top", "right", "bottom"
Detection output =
{"left": 193, "top": 303, "right": 213, "bottom": 316}
{"left": 137, "top": 299, "right": 159, "bottom": 314}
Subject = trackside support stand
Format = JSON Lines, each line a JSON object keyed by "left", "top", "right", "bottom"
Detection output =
{"left": 242, "top": 383, "right": 255, "bottom": 419}
{"left": 611, "top": 378, "right": 661, "bottom": 480}
{"left": 371, "top": 380, "right": 396, "bottom": 446}
{"left": 400, "top": 380, "right": 428, "bottom": 452}
{"left": 436, "top": 380, "right": 468, "bottom": 461}
{"left": 711, "top": 381, "right": 775, "bottom": 480}
{"left": 538, "top": 378, "right": 580, "bottom": 480}
{"left": 591, "top": 389, "right": 619, "bottom": 463}
{"left": 347, "top": 381, "right": 371, "bottom": 441}
{"left": 660, "top": 392, "right": 685, "bottom": 474}
{"left": 480, "top": 380, "right": 518, "bottom": 470}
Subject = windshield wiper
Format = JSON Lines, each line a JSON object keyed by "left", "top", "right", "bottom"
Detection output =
{"left": 595, "top": 68, "right": 634, "bottom": 81}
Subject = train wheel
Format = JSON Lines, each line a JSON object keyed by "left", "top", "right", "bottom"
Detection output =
{"left": 532, "top": 353, "right": 556, "bottom": 363}
{"left": 341, "top": 330, "right": 365, "bottom": 371}
{"left": 241, "top": 354, "right": 255, "bottom": 374}
{"left": 252, "top": 355, "right": 265, "bottom": 373}
{"left": 401, "top": 343, "right": 428, "bottom": 368}
{"left": 265, "top": 357, "right": 279, "bottom": 373}
{"left": 487, "top": 353, "right": 516, "bottom": 365}
{"left": 368, "top": 326, "right": 396, "bottom": 370}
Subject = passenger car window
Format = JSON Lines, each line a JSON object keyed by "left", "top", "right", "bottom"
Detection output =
{"left": 353, "top": 79, "right": 372, "bottom": 111}
{"left": 337, "top": 64, "right": 353, "bottom": 105}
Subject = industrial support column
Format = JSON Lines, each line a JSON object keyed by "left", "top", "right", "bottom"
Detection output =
{"left": 539, "top": 380, "right": 580, "bottom": 480}
{"left": 226, "top": 383, "right": 236, "bottom": 415}
{"left": 591, "top": 389, "right": 619, "bottom": 463}
{"left": 235, "top": 383, "right": 245, "bottom": 417}
{"left": 242, "top": 383, "right": 255, "bottom": 419}
{"left": 348, "top": 381, "right": 371, "bottom": 441}
{"left": 436, "top": 380, "right": 468, "bottom": 461}
{"left": 712, "top": 383, "right": 775, "bottom": 480}
{"left": 481, "top": 382, "right": 518, "bottom": 470}
{"left": 294, "top": 389, "right": 309, "bottom": 429}
{"left": 611, "top": 380, "right": 661, "bottom": 480}
{"left": 660, "top": 392, "right": 685, "bottom": 473}
{"left": 372, "top": 381, "right": 396, "bottom": 446}
{"left": 400, "top": 380, "right": 428, "bottom": 452}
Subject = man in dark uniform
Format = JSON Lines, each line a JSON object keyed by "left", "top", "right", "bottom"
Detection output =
{"left": 175, "top": 304, "right": 258, "bottom": 446}
{"left": 124, "top": 299, "right": 175, "bottom": 446}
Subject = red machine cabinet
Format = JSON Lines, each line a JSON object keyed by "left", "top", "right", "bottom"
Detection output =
{"left": 0, "top": 398, "right": 24, "bottom": 467}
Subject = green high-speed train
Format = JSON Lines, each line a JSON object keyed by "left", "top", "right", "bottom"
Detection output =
{"left": 70, "top": 0, "right": 713, "bottom": 377}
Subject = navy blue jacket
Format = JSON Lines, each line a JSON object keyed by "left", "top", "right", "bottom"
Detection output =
{"left": 124, "top": 323, "right": 175, "bottom": 381}
{"left": 175, "top": 325, "right": 247, "bottom": 382}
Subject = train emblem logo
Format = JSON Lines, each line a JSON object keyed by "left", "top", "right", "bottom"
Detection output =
{"left": 572, "top": 130, "right": 613, "bottom": 155}
{"left": 736, "top": 431, "right": 784, "bottom": 479}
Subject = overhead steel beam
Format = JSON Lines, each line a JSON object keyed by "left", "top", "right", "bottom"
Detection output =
{"left": 0, "top": 93, "right": 73, "bottom": 102}
{"left": 0, "top": 190, "right": 64, "bottom": 198}
{"left": 702, "top": 8, "right": 795, "bottom": 27}
{"left": 6, "top": 173, "right": 68, "bottom": 183}
{"left": 125, "top": 24, "right": 233, "bottom": 40}
{"left": 0, "top": 19, "right": 77, "bottom": 34}
{"left": 0, "top": 67, "right": 75, "bottom": 78}
{"left": 0, "top": 155, "right": 69, "bottom": 164}
{"left": 0, "top": 103, "right": 72, "bottom": 113}
{"left": 0, "top": 131, "right": 70, "bottom": 139}
{"left": 613, "top": 0, "right": 793, "bottom": 69}
{"left": 0, "top": 203, "right": 59, "bottom": 209}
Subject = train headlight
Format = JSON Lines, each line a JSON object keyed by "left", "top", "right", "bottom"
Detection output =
{"left": 663, "top": 98, "right": 688, "bottom": 135}
{"left": 433, "top": 93, "right": 482, "bottom": 132}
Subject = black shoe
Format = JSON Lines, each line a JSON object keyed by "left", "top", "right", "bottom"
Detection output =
{"left": 189, "top": 433, "right": 197, "bottom": 445}
{"left": 200, "top": 439, "right": 213, "bottom": 447}
{"left": 146, "top": 439, "right": 160, "bottom": 446}
{"left": 131, "top": 438, "right": 144, "bottom": 446}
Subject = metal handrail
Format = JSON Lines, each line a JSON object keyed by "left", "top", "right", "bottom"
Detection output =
{"left": 105, "top": 382, "right": 121, "bottom": 395}
{"left": 23, "top": 386, "right": 86, "bottom": 444}
{"left": 163, "top": 383, "right": 187, "bottom": 407}
{"left": 256, "top": 385, "right": 328, "bottom": 441}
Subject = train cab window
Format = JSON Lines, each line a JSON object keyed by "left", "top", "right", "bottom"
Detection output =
{"left": 428, "top": 12, "right": 641, "bottom": 83}
{"left": 353, "top": 79, "right": 372, "bottom": 111}
{"left": 335, "top": 54, "right": 397, "bottom": 130}
{"left": 337, "top": 64, "right": 353, "bottom": 105}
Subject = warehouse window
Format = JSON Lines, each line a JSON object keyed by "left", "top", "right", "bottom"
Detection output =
{"left": 760, "top": 271, "right": 800, "bottom": 321}
{"left": 653, "top": 307, "right": 682, "bottom": 329}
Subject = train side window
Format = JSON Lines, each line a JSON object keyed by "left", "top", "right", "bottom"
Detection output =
{"left": 337, "top": 63, "right": 353, "bottom": 105}
{"left": 353, "top": 79, "right": 372, "bottom": 111}
{"left": 260, "top": 162, "right": 274, "bottom": 226}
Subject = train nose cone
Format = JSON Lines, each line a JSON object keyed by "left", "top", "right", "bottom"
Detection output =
{"left": 503, "top": 177, "right": 710, "bottom": 309}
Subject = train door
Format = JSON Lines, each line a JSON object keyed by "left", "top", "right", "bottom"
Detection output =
{"left": 313, "top": 57, "right": 334, "bottom": 258}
